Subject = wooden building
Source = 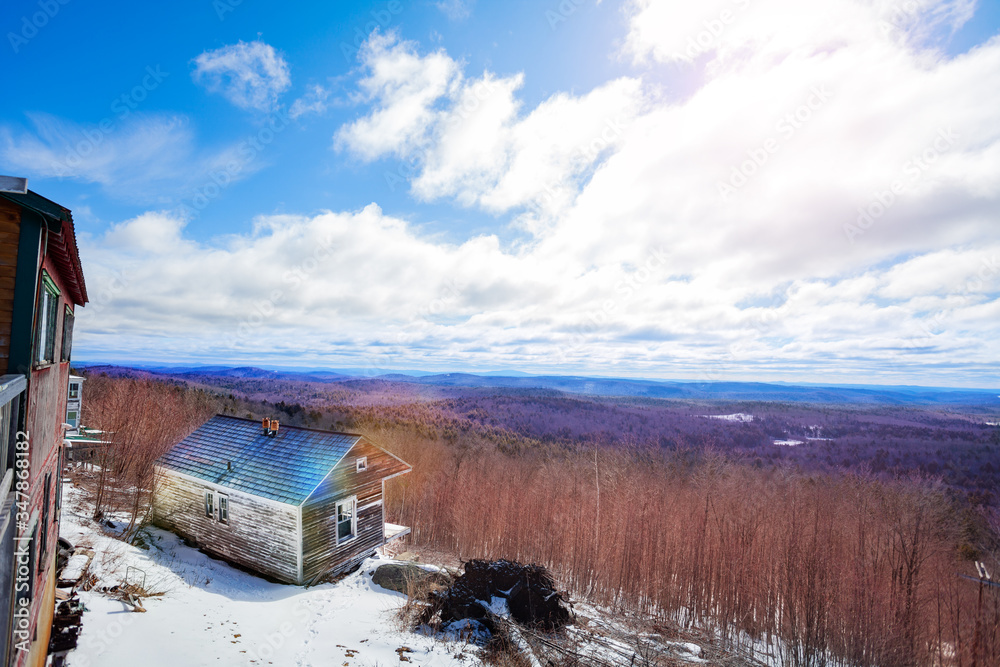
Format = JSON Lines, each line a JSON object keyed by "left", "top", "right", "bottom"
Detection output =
{"left": 153, "top": 415, "right": 411, "bottom": 585}
{"left": 64, "top": 376, "right": 83, "bottom": 433}
{"left": 0, "top": 180, "right": 88, "bottom": 667}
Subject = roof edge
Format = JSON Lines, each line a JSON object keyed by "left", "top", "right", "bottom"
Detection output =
{"left": 211, "top": 413, "right": 365, "bottom": 438}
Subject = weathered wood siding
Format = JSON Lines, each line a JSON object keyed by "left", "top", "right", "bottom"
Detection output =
{"left": 152, "top": 468, "right": 301, "bottom": 584}
{"left": 301, "top": 438, "right": 410, "bottom": 582}
{"left": 0, "top": 201, "right": 21, "bottom": 375}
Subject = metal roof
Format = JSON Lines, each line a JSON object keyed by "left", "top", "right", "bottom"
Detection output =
{"left": 157, "top": 415, "right": 363, "bottom": 505}
{"left": 0, "top": 189, "right": 89, "bottom": 305}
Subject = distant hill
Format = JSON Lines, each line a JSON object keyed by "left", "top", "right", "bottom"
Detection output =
{"left": 74, "top": 362, "right": 1000, "bottom": 406}
{"left": 372, "top": 373, "right": 1000, "bottom": 405}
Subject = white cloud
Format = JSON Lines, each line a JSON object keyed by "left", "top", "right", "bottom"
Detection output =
{"left": 289, "top": 84, "right": 331, "bottom": 120}
{"left": 336, "top": 32, "right": 459, "bottom": 159}
{"left": 192, "top": 41, "right": 291, "bottom": 112}
{"left": 0, "top": 112, "right": 260, "bottom": 202}
{"left": 75, "top": 205, "right": 1000, "bottom": 385}
{"left": 336, "top": 33, "right": 646, "bottom": 219}
{"left": 75, "top": 1, "right": 1000, "bottom": 385}
{"left": 623, "top": 0, "right": 977, "bottom": 66}
{"left": 436, "top": 0, "right": 474, "bottom": 20}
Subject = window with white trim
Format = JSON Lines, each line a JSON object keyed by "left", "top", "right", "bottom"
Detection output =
{"left": 34, "top": 271, "right": 60, "bottom": 365}
{"left": 336, "top": 497, "right": 357, "bottom": 543}
{"left": 356, "top": 457, "right": 368, "bottom": 472}
{"left": 218, "top": 495, "right": 229, "bottom": 524}
{"left": 204, "top": 491, "right": 214, "bottom": 518}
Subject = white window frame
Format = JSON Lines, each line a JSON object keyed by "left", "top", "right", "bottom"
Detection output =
{"left": 356, "top": 457, "right": 368, "bottom": 472}
{"left": 34, "top": 271, "right": 60, "bottom": 365}
{"left": 218, "top": 494, "right": 229, "bottom": 524}
{"left": 335, "top": 496, "right": 358, "bottom": 544}
{"left": 204, "top": 491, "right": 214, "bottom": 518}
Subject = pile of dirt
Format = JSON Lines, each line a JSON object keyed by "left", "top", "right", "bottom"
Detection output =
{"left": 428, "top": 559, "right": 572, "bottom": 632}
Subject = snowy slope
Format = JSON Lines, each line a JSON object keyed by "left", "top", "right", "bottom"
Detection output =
{"left": 59, "top": 483, "right": 476, "bottom": 667}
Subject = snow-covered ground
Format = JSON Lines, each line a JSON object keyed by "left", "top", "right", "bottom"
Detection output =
{"left": 772, "top": 439, "right": 804, "bottom": 446}
{"left": 59, "top": 482, "right": 476, "bottom": 667}
{"left": 58, "top": 479, "right": 758, "bottom": 667}
{"left": 702, "top": 413, "right": 754, "bottom": 422}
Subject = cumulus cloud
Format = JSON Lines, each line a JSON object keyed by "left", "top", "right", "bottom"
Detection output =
{"left": 75, "top": 206, "right": 1000, "bottom": 385}
{"left": 336, "top": 32, "right": 460, "bottom": 159}
{"left": 623, "top": 0, "right": 978, "bottom": 66}
{"left": 76, "top": 0, "right": 1000, "bottom": 385}
{"left": 336, "top": 32, "right": 646, "bottom": 219}
{"left": 192, "top": 41, "right": 291, "bottom": 112}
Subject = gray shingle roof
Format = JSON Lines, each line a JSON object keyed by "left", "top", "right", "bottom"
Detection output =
{"left": 157, "top": 415, "right": 361, "bottom": 505}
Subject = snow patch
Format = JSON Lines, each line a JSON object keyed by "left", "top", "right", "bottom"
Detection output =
{"left": 773, "top": 439, "right": 804, "bottom": 446}
{"left": 702, "top": 413, "right": 754, "bottom": 422}
{"left": 59, "top": 482, "right": 473, "bottom": 667}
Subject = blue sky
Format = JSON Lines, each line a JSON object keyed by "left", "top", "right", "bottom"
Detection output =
{"left": 3, "top": 0, "right": 1000, "bottom": 387}
{"left": 4, "top": 0, "right": 630, "bottom": 244}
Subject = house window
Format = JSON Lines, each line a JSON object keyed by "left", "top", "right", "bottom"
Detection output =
{"left": 204, "top": 492, "right": 214, "bottom": 518}
{"left": 41, "top": 474, "right": 51, "bottom": 559}
{"left": 61, "top": 306, "right": 74, "bottom": 362}
{"left": 68, "top": 381, "right": 80, "bottom": 399}
{"left": 67, "top": 411, "right": 79, "bottom": 429}
{"left": 356, "top": 457, "right": 368, "bottom": 472}
{"left": 218, "top": 495, "right": 229, "bottom": 524}
{"left": 34, "top": 272, "right": 60, "bottom": 365}
{"left": 336, "top": 497, "right": 357, "bottom": 543}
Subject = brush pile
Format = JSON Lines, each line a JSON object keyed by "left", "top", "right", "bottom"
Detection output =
{"left": 421, "top": 559, "right": 572, "bottom": 632}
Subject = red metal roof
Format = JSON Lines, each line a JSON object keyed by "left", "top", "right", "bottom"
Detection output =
{"left": 0, "top": 189, "right": 88, "bottom": 305}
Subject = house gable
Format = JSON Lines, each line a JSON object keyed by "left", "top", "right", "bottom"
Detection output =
{"left": 299, "top": 438, "right": 411, "bottom": 582}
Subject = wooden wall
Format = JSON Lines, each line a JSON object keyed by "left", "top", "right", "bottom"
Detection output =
{"left": 152, "top": 469, "right": 301, "bottom": 584}
{"left": 0, "top": 201, "right": 21, "bottom": 375}
{"left": 300, "top": 438, "right": 410, "bottom": 582}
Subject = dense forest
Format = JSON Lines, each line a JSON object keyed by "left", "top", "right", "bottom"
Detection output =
{"left": 78, "top": 367, "right": 1000, "bottom": 666}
